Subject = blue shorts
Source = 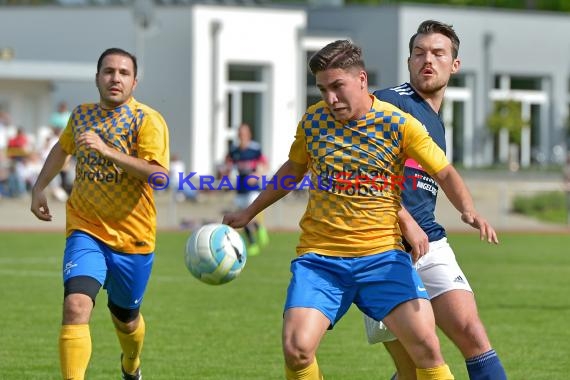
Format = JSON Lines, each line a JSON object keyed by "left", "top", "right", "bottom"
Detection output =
{"left": 284, "top": 250, "right": 428, "bottom": 327}
{"left": 63, "top": 231, "right": 154, "bottom": 309}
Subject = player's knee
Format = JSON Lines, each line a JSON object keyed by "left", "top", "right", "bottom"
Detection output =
{"left": 282, "top": 340, "right": 314, "bottom": 370}
{"left": 424, "top": 333, "right": 443, "bottom": 355}
{"left": 63, "top": 294, "right": 94, "bottom": 323}
{"left": 108, "top": 300, "right": 140, "bottom": 327}
{"left": 442, "top": 312, "right": 484, "bottom": 338}
{"left": 405, "top": 332, "right": 444, "bottom": 366}
{"left": 63, "top": 276, "right": 101, "bottom": 323}
{"left": 452, "top": 321, "right": 491, "bottom": 356}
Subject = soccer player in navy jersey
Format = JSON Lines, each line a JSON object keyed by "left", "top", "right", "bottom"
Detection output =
{"left": 363, "top": 20, "right": 507, "bottom": 380}
{"left": 225, "top": 123, "right": 270, "bottom": 255}
{"left": 224, "top": 39, "right": 498, "bottom": 380}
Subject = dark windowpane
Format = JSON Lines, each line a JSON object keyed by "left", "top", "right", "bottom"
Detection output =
{"left": 510, "top": 76, "right": 541, "bottom": 90}
{"left": 229, "top": 65, "right": 262, "bottom": 82}
{"left": 449, "top": 74, "right": 466, "bottom": 87}
{"left": 493, "top": 75, "right": 501, "bottom": 89}
{"left": 306, "top": 95, "right": 321, "bottom": 107}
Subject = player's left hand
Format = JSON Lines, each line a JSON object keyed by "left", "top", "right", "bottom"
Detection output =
{"left": 223, "top": 211, "right": 253, "bottom": 229}
{"left": 76, "top": 131, "right": 110, "bottom": 157}
{"left": 461, "top": 211, "right": 499, "bottom": 244}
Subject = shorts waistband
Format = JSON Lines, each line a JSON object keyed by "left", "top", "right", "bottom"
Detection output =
{"left": 428, "top": 237, "right": 448, "bottom": 250}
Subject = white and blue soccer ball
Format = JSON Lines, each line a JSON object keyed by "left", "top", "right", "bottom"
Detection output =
{"left": 185, "top": 223, "right": 247, "bottom": 285}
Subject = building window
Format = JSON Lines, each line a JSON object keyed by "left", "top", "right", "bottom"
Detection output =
{"left": 449, "top": 74, "right": 466, "bottom": 87}
{"left": 229, "top": 65, "right": 263, "bottom": 82}
{"left": 510, "top": 76, "right": 542, "bottom": 90}
{"left": 493, "top": 74, "right": 542, "bottom": 90}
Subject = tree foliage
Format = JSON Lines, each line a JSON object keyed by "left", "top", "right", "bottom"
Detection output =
{"left": 344, "top": 0, "right": 570, "bottom": 11}
{"left": 487, "top": 100, "right": 529, "bottom": 144}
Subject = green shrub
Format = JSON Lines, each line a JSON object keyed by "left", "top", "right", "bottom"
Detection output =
{"left": 512, "top": 191, "right": 568, "bottom": 223}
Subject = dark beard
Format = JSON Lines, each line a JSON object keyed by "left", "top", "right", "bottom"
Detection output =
{"left": 413, "top": 79, "right": 447, "bottom": 95}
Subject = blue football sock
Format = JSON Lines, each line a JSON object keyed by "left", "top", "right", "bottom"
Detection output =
{"left": 466, "top": 349, "right": 507, "bottom": 380}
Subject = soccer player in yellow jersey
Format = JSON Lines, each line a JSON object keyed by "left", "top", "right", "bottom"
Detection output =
{"left": 224, "top": 40, "right": 498, "bottom": 380}
{"left": 31, "top": 48, "right": 170, "bottom": 380}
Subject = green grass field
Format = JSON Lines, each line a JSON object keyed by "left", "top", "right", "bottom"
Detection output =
{"left": 1, "top": 231, "right": 569, "bottom": 379}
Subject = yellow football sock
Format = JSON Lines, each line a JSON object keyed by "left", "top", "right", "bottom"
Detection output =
{"left": 285, "top": 358, "right": 323, "bottom": 380}
{"left": 417, "top": 364, "right": 454, "bottom": 380}
{"left": 115, "top": 314, "right": 145, "bottom": 374}
{"left": 59, "top": 324, "right": 91, "bottom": 380}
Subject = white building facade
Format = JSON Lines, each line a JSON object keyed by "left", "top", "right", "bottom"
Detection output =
{"left": 0, "top": 3, "right": 568, "bottom": 173}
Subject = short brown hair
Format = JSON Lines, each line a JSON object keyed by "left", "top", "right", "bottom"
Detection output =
{"left": 308, "top": 40, "right": 365, "bottom": 75}
{"left": 409, "top": 20, "right": 460, "bottom": 59}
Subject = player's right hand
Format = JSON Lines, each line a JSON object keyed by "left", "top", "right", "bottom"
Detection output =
{"left": 30, "top": 189, "right": 53, "bottom": 221}
{"left": 461, "top": 211, "right": 499, "bottom": 244}
{"left": 399, "top": 216, "right": 429, "bottom": 263}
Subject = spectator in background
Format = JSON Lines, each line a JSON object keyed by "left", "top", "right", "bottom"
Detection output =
{"left": 0, "top": 130, "right": 27, "bottom": 196}
{"left": 7, "top": 127, "right": 31, "bottom": 162}
{"left": 224, "top": 123, "right": 269, "bottom": 256}
{"left": 40, "top": 126, "right": 69, "bottom": 202}
{"left": 49, "top": 101, "right": 72, "bottom": 131}
{"left": 0, "top": 110, "right": 12, "bottom": 153}
{"left": 0, "top": 111, "right": 14, "bottom": 198}
{"left": 170, "top": 153, "right": 198, "bottom": 202}
{"left": 21, "top": 151, "right": 43, "bottom": 192}
{"left": 0, "top": 164, "right": 7, "bottom": 198}
{"left": 6, "top": 160, "right": 27, "bottom": 197}
{"left": 49, "top": 102, "right": 74, "bottom": 194}
{"left": 564, "top": 151, "right": 570, "bottom": 226}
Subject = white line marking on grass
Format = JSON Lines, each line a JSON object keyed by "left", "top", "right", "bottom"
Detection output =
{"left": 0, "top": 269, "right": 59, "bottom": 277}
{"left": 0, "top": 257, "right": 59, "bottom": 264}
{"left": 152, "top": 274, "right": 190, "bottom": 283}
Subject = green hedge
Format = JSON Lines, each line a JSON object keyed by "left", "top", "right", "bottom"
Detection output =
{"left": 512, "top": 191, "right": 568, "bottom": 224}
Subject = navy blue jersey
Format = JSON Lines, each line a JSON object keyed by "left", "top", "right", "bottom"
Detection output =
{"left": 228, "top": 141, "right": 267, "bottom": 194}
{"left": 373, "top": 83, "right": 447, "bottom": 242}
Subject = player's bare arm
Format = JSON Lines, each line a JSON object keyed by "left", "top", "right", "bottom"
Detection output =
{"left": 76, "top": 130, "right": 167, "bottom": 184}
{"left": 30, "top": 142, "right": 70, "bottom": 221}
{"left": 223, "top": 159, "right": 307, "bottom": 229}
{"left": 434, "top": 164, "right": 499, "bottom": 244}
{"left": 398, "top": 206, "right": 429, "bottom": 262}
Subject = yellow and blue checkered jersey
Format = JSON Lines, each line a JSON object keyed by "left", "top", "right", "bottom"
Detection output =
{"left": 288, "top": 95, "right": 448, "bottom": 257}
{"left": 59, "top": 98, "right": 170, "bottom": 254}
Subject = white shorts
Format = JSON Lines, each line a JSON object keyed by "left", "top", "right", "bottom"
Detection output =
{"left": 234, "top": 191, "right": 260, "bottom": 210}
{"left": 364, "top": 237, "right": 473, "bottom": 344}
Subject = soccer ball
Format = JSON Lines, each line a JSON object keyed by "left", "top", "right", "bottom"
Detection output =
{"left": 185, "top": 223, "right": 247, "bottom": 285}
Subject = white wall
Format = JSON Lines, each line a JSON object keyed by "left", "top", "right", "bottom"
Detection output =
{"left": 190, "top": 6, "right": 306, "bottom": 175}
{"left": 2, "top": 4, "right": 569, "bottom": 172}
